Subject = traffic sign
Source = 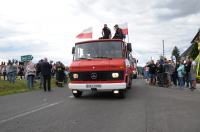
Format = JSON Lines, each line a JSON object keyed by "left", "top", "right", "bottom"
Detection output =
{"left": 21, "top": 55, "right": 33, "bottom": 62}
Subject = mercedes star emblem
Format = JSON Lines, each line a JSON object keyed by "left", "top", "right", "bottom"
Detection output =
{"left": 91, "top": 73, "right": 97, "bottom": 80}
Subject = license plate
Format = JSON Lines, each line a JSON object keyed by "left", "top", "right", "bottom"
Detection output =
{"left": 86, "top": 84, "right": 101, "bottom": 88}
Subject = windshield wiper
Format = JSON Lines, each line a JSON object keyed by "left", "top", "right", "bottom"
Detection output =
{"left": 77, "top": 57, "right": 92, "bottom": 60}
{"left": 93, "top": 56, "right": 112, "bottom": 59}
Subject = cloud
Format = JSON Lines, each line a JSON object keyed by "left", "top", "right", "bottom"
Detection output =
{"left": 0, "top": 26, "right": 17, "bottom": 39}
{"left": 154, "top": 0, "right": 200, "bottom": 20}
{"left": 0, "top": 0, "right": 200, "bottom": 66}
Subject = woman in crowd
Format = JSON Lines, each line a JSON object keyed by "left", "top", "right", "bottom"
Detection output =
{"left": 25, "top": 61, "right": 36, "bottom": 89}
{"left": 177, "top": 60, "right": 185, "bottom": 89}
{"left": 11, "top": 62, "right": 17, "bottom": 83}
{"left": 18, "top": 64, "right": 24, "bottom": 80}
{"left": 190, "top": 59, "right": 197, "bottom": 90}
{"left": 55, "top": 62, "right": 65, "bottom": 87}
{"left": 6, "top": 61, "right": 17, "bottom": 83}
{"left": 144, "top": 63, "right": 150, "bottom": 83}
{"left": 64, "top": 67, "right": 69, "bottom": 84}
{"left": 2, "top": 64, "right": 7, "bottom": 80}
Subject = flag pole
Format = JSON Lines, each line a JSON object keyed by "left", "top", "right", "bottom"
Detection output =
{"left": 127, "top": 23, "right": 129, "bottom": 43}
{"left": 127, "top": 34, "right": 130, "bottom": 43}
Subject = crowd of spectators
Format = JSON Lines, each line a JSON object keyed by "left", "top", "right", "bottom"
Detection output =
{"left": 0, "top": 59, "right": 69, "bottom": 91}
{"left": 144, "top": 57, "right": 197, "bottom": 90}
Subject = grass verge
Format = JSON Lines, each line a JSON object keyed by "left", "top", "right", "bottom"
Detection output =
{"left": 0, "top": 78, "right": 57, "bottom": 96}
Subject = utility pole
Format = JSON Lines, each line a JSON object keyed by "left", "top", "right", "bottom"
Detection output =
{"left": 162, "top": 40, "right": 165, "bottom": 57}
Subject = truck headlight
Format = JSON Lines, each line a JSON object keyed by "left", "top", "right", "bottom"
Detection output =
{"left": 112, "top": 73, "right": 119, "bottom": 78}
{"left": 73, "top": 74, "right": 79, "bottom": 79}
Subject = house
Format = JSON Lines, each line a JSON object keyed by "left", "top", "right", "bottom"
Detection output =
{"left": 180, "top": 29, "right": 200, "bottom": 80}
{"left": 180, "top": 44, "right": 194, "bottom": 58}
{"left": 191, "top": 29, "right": 200, "bottom": 44}
{"left": 191, "top": 29, "right": 200, "bottom": 80}
{"left": 181, "top": 29, "right": 200, "bottom": 58}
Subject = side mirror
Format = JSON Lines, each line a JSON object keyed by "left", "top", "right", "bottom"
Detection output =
{"left": 72, "top": 47, "right": 75, "bottom": 54}
{"left": 127, "top": 43, "right": 132, "bottom": 52}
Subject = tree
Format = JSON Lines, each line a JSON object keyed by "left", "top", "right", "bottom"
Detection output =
{"left": 189, "top": 42, "right": 199, "bottom": 60}
{"left": 172, "top": 46, "right": 180, "bottom": 61}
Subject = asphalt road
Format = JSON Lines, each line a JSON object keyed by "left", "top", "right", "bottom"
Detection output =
{"left": 0, "top": 79, "right": 200, "bottom": 132}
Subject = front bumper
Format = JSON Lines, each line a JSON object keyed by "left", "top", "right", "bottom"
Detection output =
{"left": 68, "top": 83, "right": 126, "bottom": 91}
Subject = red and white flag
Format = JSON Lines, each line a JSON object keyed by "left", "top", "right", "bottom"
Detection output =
{"left": 119, "top": 23, "right": 128, "bottom": 35}
{"left": 76, "top": 27, "right": 93, "bottom": 39}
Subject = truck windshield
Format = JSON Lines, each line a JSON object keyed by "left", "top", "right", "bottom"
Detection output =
{"left": 74, "top": 41, "right": 123, "bottom": 60}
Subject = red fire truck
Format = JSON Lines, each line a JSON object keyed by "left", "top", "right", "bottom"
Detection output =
{"left": 69, "top": 39, "right": 133, "bottom": 98}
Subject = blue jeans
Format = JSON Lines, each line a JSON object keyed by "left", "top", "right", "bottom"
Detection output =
{"left": 144, "top": 71, "right": 148, "bottom": 79}
{"left": 172, "top": 73, "right": 178, "bottom": 86}
{"left": 27, "top": 75, "right": 34, "bottom": 89}
{"left": 9, "top": 72, "right": 16, "bottom": 83}
{"left": 7, "top": 73, "right": 11, "bottom": 81}
{"left": 179, "top": 77, "right": 184, "bottom": 88}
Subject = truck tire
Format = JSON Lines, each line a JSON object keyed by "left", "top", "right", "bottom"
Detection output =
{"left": 127, "top": 77, "right": 132, "bottom": 89}
{"left": 72, "top": 91, "right": 82, "bottom": 98}
{"left": 132, "top": 74, "right": 137, "bottom": 79}
{"left": 119, "top": 90, "right": 126, "bottom": 98}
{"left": 115, "top": 90, "right": 126, "bottom": 98}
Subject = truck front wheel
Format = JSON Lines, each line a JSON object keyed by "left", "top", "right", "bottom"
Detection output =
{"left": 115, "top": 90, "right": 126, "bottom": 98}
{"left": 72, "top": 90, "right": 82, "bottom": 98}
{"left": 126, "top": 77, "right": 132, "bottom": 89}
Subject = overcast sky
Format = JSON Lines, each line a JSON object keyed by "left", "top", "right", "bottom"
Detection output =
{"left": 0, "top": 0, "right": 200, "bottom": 66}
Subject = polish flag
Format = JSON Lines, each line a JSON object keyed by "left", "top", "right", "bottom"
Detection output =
{"left": 119, "top": 23, "right": 128, "bottom": 35}
{"left": 76, "top": 27, "right": 93, "bottom": 39}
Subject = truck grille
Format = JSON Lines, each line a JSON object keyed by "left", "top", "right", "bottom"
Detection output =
{"left": 69, "top": 71, "right": 124, "bottom": 81}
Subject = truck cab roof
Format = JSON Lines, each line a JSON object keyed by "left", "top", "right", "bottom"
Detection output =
{"left": 75, "top": 39, "right": 124, "bottom": 45}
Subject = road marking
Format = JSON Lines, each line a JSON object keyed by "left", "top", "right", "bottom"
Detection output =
{"left": 24, "top": 103, "right": 49, "bottom": 111}
{"left": 0, "top": 100, "right": 64, "bottom": 124}
{"left": 0, "top": 103, "right": 48, "bottom": 121}
{"left": 69, "top": 95, "right": 74, "bottom": 98}
{"left": 43, "top": 98, "right": 47, "bottom": 102}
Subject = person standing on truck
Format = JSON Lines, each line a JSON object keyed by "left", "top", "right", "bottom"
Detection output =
{"left": 113, "top": 24, "right": 124, "bottom": 40}
{"left": 100, "top": 24, "right": 111, "bottom": 39}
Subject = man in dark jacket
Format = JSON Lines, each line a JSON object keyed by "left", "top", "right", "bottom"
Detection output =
{"left": 113, "top": 24, "right": 124, "bottom": 40}
{"left": 147, "top": 60, "right": 157, "bottom": 85}
{"left": 163, "top": 59, "right": 171, "bottom": 87}
{"left": 101, "top": 24, "right": 111, "bottom": 39}
{"left": 172, "top": 62, "right": 179, "bottom": 86}
{"left": 184, "top": 59, "right": 191, "bottom": 87}
{"left": 41, "top": 58, "right": 52, "bottom": 92}
{"left": 157, "top": 60, "right": 164, "bottom": 87}
{"left": 55, "top": 61, "right": 65, "bottom": 87}
{"left": 36, "top": 59, "right": 44, "bottom": 88}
